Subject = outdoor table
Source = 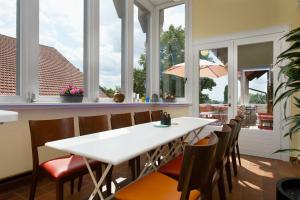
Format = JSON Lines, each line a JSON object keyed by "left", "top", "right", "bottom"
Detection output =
{"left": 46, "top": 117, "right": 216, "bottom": 200}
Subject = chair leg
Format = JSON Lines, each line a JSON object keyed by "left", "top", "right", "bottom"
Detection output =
{"left": 56, "top": 181, "right": 64, "bottom": 200}
{"left": 70, "top": 179, "right": 74, "bottom": 194}
{"left": 129, "top": 159, "right": 136, "bottom": 181}
{"left": 236, "top": 143, "right": 242, "bottom": 166}
{"left": 29, "top": 169, "right": 39, "bottom": 200}
{"left": 106, "top": 166, "right": 113, "bottom": 197}
{"left": 136, "top": 156, "right": 141, "bottom": 177}
{"left": 225, "top": 160, "right": 232, "bottom": 192}
{"left": 231, "top": 149, "right": 238, "bottom": 177}
{"left": 77, "top": 176, "right": 83, "bottom": 191}
{"left": 217, "top": 167, "right": 226, "bottom": 200}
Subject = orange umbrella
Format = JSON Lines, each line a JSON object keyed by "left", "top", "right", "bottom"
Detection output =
{"left": 163, "top": 60, "right": 228, "bottom": 78}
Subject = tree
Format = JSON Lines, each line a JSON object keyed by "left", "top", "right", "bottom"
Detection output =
{"left": 159, "top": 25, "right": 185, "bottom": 97}
{"left": 100, "top": 86, "right": 120, "bottom": 98}
{"left": 199, "top": 77, "right": 216, "bottom": 103}
{"left": 249, "top": 93, "right": 266, "bottom": 104}
{"left": 133, "top": 52, "right": 147, "bottom": 97}
{"left": 224, "top": 85, "right": 228, "bottom": 104}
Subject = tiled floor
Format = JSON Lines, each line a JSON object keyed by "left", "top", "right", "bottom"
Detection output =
{"left": 1, "top": 155, "right": 300, "bottom": 200}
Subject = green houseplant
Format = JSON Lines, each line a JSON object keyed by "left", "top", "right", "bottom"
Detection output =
{"left": 274, "top": 27, "right": 300, "bottom": 149}
{"left": 274, "top": 27, "right": 300, "bottom": 200}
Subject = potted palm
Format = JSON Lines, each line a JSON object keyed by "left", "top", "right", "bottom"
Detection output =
{"left": 60, "top": 84, "right": 84, "bottom": 103}
{"left": 274, "top": 27, "right": 300, "bottom": 200}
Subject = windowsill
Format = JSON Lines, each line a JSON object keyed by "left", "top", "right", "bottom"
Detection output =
{"left": 0, "top": 102, "right": 192, "bottom": 110}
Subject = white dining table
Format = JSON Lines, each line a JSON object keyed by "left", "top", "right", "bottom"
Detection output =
{"left": 46, "top": 117, "right": 216, "bottom": 200}
{"left": 0, "top": 110, "right": 18, "bottom": 124}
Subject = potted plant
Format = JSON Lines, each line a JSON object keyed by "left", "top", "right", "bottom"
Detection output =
{"left": 274, "top": 27, "right": 300, "bottom": 200}
{"left": 60, "top": 84, "right": 84, "bottom": 103}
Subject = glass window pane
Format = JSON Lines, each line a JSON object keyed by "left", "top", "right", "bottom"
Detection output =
{"left": 133, "top": 4, "right": 149, "bottom": 101}
{"left": 237, "top": 42, "right": 274, "bottom": 130}
{"left": 99, "top": 0, "right": 122, "bottom": 98}
{"left": 199, "top": 48, "right": 229, "bottom": 126}
{"left": 159, "top": 4, "right": 185, "bottom": 99}
{"left": 0, "top": 0, "right": 18, "bottom": 96}
{"left": 39, "top": 0, "right": 84, "bottom": 96}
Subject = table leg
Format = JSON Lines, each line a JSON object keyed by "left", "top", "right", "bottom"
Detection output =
{"left": 83, "top": 158, "right": 112, "bottom": 200}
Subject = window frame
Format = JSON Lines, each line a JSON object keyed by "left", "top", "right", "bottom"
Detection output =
{"left": 154, "top": 0, "right": 192, "bottom": 103}
{"left": 0, "top": 0, "right": 192, "bottom": 104}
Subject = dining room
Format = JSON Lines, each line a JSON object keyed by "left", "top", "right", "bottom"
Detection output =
{"left": 0, "top": 0, "right": 300, "bottom": 200}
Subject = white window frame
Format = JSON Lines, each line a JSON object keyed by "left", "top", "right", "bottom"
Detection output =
{"left": 0, "top": 0, "right": 191, "bottom": 104}
{"left": 0, "top": 0, "right": 39, "bottom": 103}
{"left": 153, "top": 0, "right": 192, "bottom": 103}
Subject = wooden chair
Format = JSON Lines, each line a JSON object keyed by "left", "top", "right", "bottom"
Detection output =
{"left": 134, "top": 111, "right": 151, "bottom": 125}
{"left": 151, "top": 110, "right": 162, "bottom": 121}
{"left": 110, "top": 113, "right": 140, "bottom": 181}
{"left": 115, "top": 133, "right": 218, "bottom": 200}
{"left": 158, "top": 125, "right": 232, "bottom": 200}
{"left": 78, "top": 115, "right": 112, "bottom": 196}
{"left": 29, "top": 118, "right": 101, "bottom": 200}
{"left": 234, "top": 116, "right": 243, "bottom": 166}
{"left": 224, "top": 119, "right": 238, "bottom": 192}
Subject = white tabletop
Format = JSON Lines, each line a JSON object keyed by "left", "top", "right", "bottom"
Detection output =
{"left": 0, "top": 110, "right": 18, "bottom": 123}
{"left": 46, "top": 117, "right": 216, "bottom": 165}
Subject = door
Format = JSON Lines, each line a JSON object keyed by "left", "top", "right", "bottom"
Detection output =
{"left": 194, "top": 42, "right": 235, "bottom": 133}
{"left": 193, "top": 27, "right": 289, "bottom": 160}
{"left": 233, "top": 34, "right": 283, "bottom": 160}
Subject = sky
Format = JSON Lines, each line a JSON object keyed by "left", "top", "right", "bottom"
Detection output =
{"left": 0, "top": 0, "right": 16, "bottom": 37}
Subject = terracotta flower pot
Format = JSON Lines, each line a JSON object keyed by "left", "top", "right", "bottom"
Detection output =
{"left": 113, "top": 93, "right": 125, "bottom": 103}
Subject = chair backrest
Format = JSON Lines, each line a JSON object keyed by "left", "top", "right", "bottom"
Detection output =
{"left": 177, "top": 133, "right": 218, "bottom": 200}
{"left": 110, "top": 113, "right": 132, "bottom": 129}
{"left": 78, "top": 115, "right": 109, "bottom": 135}
{"left": 234, "top": 116, "right": 243, "bottom": 140}
{"left": 134, "top": 111, "right": 151, "bottom": 125}
{"left": 151, "top": 110, "right": 162, "bottom": 121}
{"left": 227, "top": 119, "right": 238, "bottom": 151}
{"left": 29, "top": 118, "right": 75, "bottom": 166}
{"left": 213, "top": 124, "right": 232, "bottom": 166}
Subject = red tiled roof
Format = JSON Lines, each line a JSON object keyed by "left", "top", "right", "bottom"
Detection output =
{"left": 0, "top": 34, "right": 107, "bottom": 97}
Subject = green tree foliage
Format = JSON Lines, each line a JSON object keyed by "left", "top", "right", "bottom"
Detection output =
{"left": 100, "top": 86, "right": 120, "bottom": 98}
{"left": 160, "top": 25, "right": 185, "bottom": 70}
{"left": 133, "top": 52, "right": 147, "bottom": 97}
{"left": 199, "top": 77, "right": 216, "bottom": 103}
{"left": 249, "top": 93, "right": 266, "bottom": 104}
{"left": 224, "top": 85, "right": 228, "bottom": 104}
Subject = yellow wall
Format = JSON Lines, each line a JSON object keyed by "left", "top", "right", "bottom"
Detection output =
{"left": 0, "top": 105, "right": 189, "bottom": 180}
{"left": 192, "top": 0, "right": 300, "bottom": 40}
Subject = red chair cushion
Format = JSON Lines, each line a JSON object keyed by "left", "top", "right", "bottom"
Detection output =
{"left": 40, "top": 155, "right": 99, "bottom": 179}
{"left": 158, "top": 154, "right": 183, "bottom": 179}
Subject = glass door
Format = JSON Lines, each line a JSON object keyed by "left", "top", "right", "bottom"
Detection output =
{"left": 198, "top": 44, "right": 234, "bottom": 126}
{"left": 235, "top": 41, "right": 274, "bottom": 131}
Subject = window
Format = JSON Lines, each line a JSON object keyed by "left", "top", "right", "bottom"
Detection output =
{"left": 99, "top": 0, "right": 123, "bottom": 98}
{"left": 159, "top": 4, "right": 185, "bottom": 99}
{"left": 0, "top": 0, "right": 18, "bottom": 96}
{"left": 133, "top": 4, "right": 150, "bottom": 100}
{"left": 39, "top": 0, "right": 84, "bottom": 96}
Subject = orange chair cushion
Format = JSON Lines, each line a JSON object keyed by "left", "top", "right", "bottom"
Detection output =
{"left": 40, "top": 155, "right": 99, "bottom": 179}
{"left": 159, "top": 138, "right": 209, "bottom": 178}
{"left": 115, "top": 172, "right": 200, "bottom": 200}
{"left": 195, "top": 138, "right": 209, "bottom": 145}
{"left": 158, "top": 155, "right": 183, "bottom": 178}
